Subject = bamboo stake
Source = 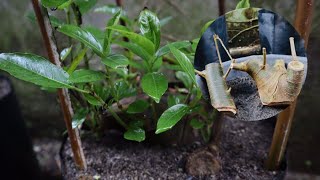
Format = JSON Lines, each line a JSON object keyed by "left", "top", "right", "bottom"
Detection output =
{"left": 218, "top": 0, "right": 225, "bottom": 16}
{"left": 266, "top": 0, "right": 314, "bottom": 170}
{"left": 31, "top": 0, "right": 87, "bottom": 170}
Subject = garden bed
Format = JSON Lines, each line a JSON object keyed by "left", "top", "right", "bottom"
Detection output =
{"left": 61, "top": 116, "right": 285, "bottom": 179}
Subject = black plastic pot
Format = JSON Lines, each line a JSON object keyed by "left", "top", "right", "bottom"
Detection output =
{"left": 0, "top": 74, "right": 41, "bottom": 179}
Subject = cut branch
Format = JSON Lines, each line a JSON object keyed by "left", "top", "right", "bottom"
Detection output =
{"left": 31, "top": 0, "right": 87, "bottom": 170}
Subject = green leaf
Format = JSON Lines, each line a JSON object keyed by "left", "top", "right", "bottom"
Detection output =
{"left": 74, "top": 0, "right": 97, "bottom": 13}
{"left": 94, "top": 83, "right": 110, "bottom": 101}
{"left": 112, "top": 81, "right": 136, "bottom": 101}
{"left": 159, "top": 16, "right": 173, "bottom": 27}
{"left": 191, "top": 38, "right": 200, "bottom": 52}
{"left": 83, "top": 93, "right": 104, "bottom": 106}
{"left": 156, "top": 41, "right": 191, "bottom": 57}
{"left": 57, "top": 0, "right": 72, "bottom": 9}
{"left": 124, "top": 127, "right": 145, "bottom": 142}
{"left": 83, "top": 26, "right": 104, "bottom": 44}
{"left": 189, "top": 119, "right": 205, "bottom": 129}
{"left": 115, "top": 41, "right": 152, "bottom": 61}
{"left": 108, "top": 25, "right": 155, "bottom": 55}
{"left": 156, "top": 104, "right": 189, "bottom": 134}
{"left": 152, "top": 57, "right": 163, "bottom": 71}
{"left": 0, "top": 53, "right": 72, "bottom": 88}
{"left": 69, "top": 69, "right": 104, "bottom": 83}
{"left": 167, "top": 94, "right": 183, "bottom": 107}
{"left": 72, "top": 108, "right": 89, "bottom": 129}
{"left": 236, "top": 0, "right": 250, "bottom": 9}
{"left": 94, "top": 4, "right": 121, "bottom": 14}
{"left": 176, "top": 71, "right": 192, "bottom": 88}
{"left": 200, "top": 20, "right": 214, "bottom": 36}
{"left": 60, "top": 46, "right": 72, "bottom": 61}
{"left": 169, "top": 45, "right": 196, "bottom": 85}
{"left": 127, "top": 100, "right": 149, "bottom": 114}
{"left": 102, "top": 54, "right": 129, "bottom": 69}
{"left": 141, "top": 72, "right": 168, "bottom": 103}
{"left": 67, "top": 48, "right": 87, "bottom": 74}
{"left": 138, "top": 9, "right": 161, "bottom": 50}
{"left": 40, "top": 0, "right": 68, "bottom": 8}
{"left": 58, "top": 25, "right": 104, "bottom": 57}
{"left": 103, "top": 10, "right": 122, "bottom": 55}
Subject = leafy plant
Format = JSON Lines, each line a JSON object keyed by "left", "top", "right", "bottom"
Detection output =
{"left": 0, "top": 1, "right": 216, "bottom": 143}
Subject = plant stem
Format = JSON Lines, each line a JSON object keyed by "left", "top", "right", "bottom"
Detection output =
{"left": 31, "top": 0, "right": 87, "bottom": 170}
{"left": 218, "top": 0, "right": 225, "bottom": 16}
{"left": 108, "top": 107, "right": 129, "bottom": 129}
{"left": 267, "top": 0, "right": 314, "bottom": 170}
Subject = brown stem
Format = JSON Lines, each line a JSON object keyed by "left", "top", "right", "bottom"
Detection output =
{"left": 218, "top": 0, "right": 225, "bottom": 16}
{"left": 31, "top": 0, "right": 87, "bottom": 170}
{"left": 266, "top": 0, "right": 314, "bottom": 170}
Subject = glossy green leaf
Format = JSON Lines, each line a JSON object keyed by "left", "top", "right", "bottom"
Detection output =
{"left": 156, "top": 104, "right": 189, "bottom": 134}
{"left": 151, "top": 57, "right": 162, "bottom": 71}
{"left": 0, "top": 53, "right": 72, "bottom": 88}
{"left": 156, "top": 41, "right": 191, "bottom": 57}
{"left": 58, "top": 25, "right": 103, "bottom": 57}
{"left": 116, "top": 41, "right": 152, "bottom": 61}
{"left": 141, "top": 72, "right": 168, "bottom": 103}
{"left": 169, "top": 45, "right": 196, "bottom": 85}
{"left": 60, "top": 46, "right": 72, "bottom": 61}
{"left": 83, "top": 93, "right": 104, "bottom": 106}
{"left": 83, "top": 26, "right": 104, "bottom": 44}
{"left": 74, "top": 0, "right": 97, "bottom": 13}
{"left": 189, "top": 119, "right": 205, "bottom": 129}
{"left": 94, "top": 84, "right": 110, "bottom": 101}
{"left": 176, "top": 71, "right": 192, "bottom": 88}
{"left": 127, "top": 100, "right": 149, "bottom": 114}
{"left": 102, "top": 54, "right": 129, "bottom": 69}
{"left": 236, "top": 0, "right": 250, "bottom": 9}
{"left": 112, "top": 81, "right": 136, "bottom": 101}
{"left": 72, "top": 108, "right": 89, "bottom": 129}
{"left": 103, "top": 10, "right": 122, "bottom": 55}
{"left": 108, "top": 25, "right": 155, "bottom": 55}
{"left": 124, "top": 127, "right": 145, "bottom": 142}
{"left": 138, "top": 9, "right": 161, "bottom": 50}
{"left": 94, "top": 4, "right": 121, "bottom": 14}
{"left": 159, "top": 16, "right": 173, "bottom": 27}
{"left": 69, "top": 69, "right": 104, "bottom": 83}
{"left": 40, "top": 0, "right": 68, "bottom": 8}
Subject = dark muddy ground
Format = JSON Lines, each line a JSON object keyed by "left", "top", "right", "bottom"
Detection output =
{"left": 61, "top": 116, "right": 285, "bottom": 180}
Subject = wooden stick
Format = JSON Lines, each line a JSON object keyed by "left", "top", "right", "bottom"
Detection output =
{"left": 262, "top": 47, "right": 267, "bottom": 69}
{"left": 266, "top": 0, "right": 314, "bottom": 170}
{"left": 31, "top": 0, "right": 87, "bottom": 170}
{"left": 218, "top": 0, "right": 225, "bottom": 16}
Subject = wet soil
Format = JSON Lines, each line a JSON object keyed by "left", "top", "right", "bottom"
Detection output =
{"left": 61, "top": 116, "right": 285, "bottom": 180}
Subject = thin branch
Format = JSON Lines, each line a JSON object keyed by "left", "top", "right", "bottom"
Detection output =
{"left": 31, "top": 0, "right": 87, "bottom": 170}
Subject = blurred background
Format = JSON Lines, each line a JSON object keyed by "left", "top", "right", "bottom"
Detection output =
{"left": 0, "top": 0, "right": 319, "bottom": 179}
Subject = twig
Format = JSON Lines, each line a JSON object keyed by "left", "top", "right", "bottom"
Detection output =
{"left": 31, "top": 0, "right": 87, "bottom": 170}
